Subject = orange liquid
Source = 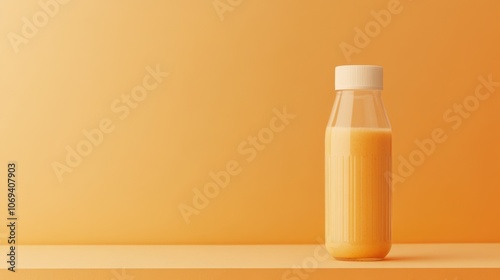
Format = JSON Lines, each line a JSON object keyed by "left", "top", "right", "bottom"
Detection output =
{"left": 325, "top": 127, "right": 391, "bottom": 260}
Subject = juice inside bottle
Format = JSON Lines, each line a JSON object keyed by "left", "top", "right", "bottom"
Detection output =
{"left": 325, "top": 65, "right": 392, "bottom": 261}
{"left": 325, "top": 126, "right": 391, "bottom": 260}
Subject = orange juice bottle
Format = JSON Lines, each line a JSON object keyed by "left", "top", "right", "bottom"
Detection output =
{"left": 325, "top": 65, "right": 391, "bottom": 261}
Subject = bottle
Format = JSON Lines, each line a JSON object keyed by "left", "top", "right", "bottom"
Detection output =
{"left": 325, "top": 65, "right": 391, "bottom": 261}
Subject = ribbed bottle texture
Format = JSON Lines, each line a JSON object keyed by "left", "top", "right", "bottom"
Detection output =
{"left": 325, "top": 127, "right": 391, "bottom": 260}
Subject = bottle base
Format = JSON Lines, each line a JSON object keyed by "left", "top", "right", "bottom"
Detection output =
{"left": 326, "top": 242, "right": 391, "bottom": 261}
{"left": 333, "top": 257, "right": 384, "bottom": 262}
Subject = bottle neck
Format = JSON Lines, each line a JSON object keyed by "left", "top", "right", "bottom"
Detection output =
{"left": 328, "top": 89, "right": 390, "bottom": 129}
{"left": 336, "top": 89, "right": 382, "bottom": 96}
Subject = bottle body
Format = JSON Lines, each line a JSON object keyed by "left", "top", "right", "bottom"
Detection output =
{"left": 325, "top": 88, "right": 392, "bottom": 260}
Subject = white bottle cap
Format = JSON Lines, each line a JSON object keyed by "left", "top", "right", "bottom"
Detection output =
{"left": 335, "top": 65, "right": 383, "bottom": 90}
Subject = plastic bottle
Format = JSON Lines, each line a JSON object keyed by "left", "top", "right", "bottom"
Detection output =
{"left": 325, "top": 65, "right": 392, "bottom": 261}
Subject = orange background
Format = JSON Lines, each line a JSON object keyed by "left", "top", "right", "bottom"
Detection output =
{"left": 0, "top": 0, "right": 499, "bottom": 245}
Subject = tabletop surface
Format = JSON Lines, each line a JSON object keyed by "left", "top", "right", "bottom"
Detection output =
{"left": 1, "top": 243, "right": 499, "bottom": 269}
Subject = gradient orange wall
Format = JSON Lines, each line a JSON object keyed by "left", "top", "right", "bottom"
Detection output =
{"left": 0, "top": 0, "right": 499, "bottom": 245}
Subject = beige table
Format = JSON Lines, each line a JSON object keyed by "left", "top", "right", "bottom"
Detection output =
{"left": 1, "top": 243, "right": 499, "bottom": 279}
